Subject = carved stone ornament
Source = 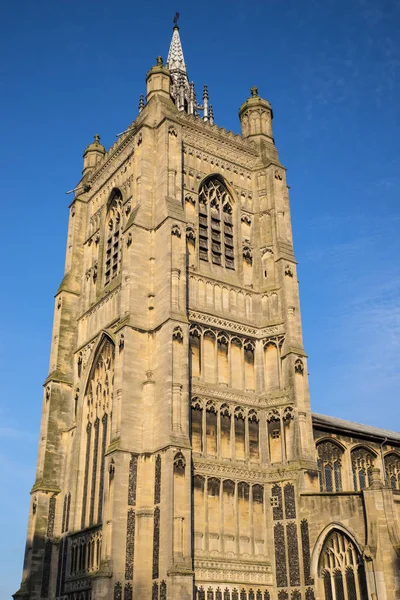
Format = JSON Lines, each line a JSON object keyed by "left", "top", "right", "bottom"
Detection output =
{"left": 241, "top": 214, "right": 252, "bottom": 226}
{"left": 173, "top": 326, "right": 184, "bottom": 342}
{"left": 261, "top": 247, "right": 273, "bottom": 256}
{"left": 57, "top": 296, "right": 62, "bottom": 310}
{"left": 137, "top": 132, "right": 143, "bottom": 145}
{"left": 32, "top": 496, "right": 37, "bottom": 514}
{"left": 86, "top": 268, "right": 92, "bottom": 280}
{"left": 294, "top": 359, "right": 304, "bottom": 374}
{"left": 168, "top": 124, "right": 178, "bottom": 137}
{"left": 92, "top": 263, "right": 98, "bottom": 283}
{"left": 185, "top": 194, "right": 196, "bottom": 205}
{"left": 284, "top": 265, "right": 293, "bottom": 277}
{"left": 125, "top": 201, "right": 131, "bottom": 216}
{"left": 186, "top": 226, "right": 196, "bottom": 241}
{"left": 171, "top": 224, "right": 182, "bottom": 237}
{"left": 119, "top": 333, "right": 125, "bottom": 352}
{"left": 274, "top": 169, "right": 283, "bottom": 180}
{"left": 174, "top": 451, "right": 186, "bottom": 474}
{"left": 94, "top": 232, "right": 100, "bottom": 244}
{"left": 45, "top": 386, "right": 50, "bottom": 401}
{"left": 127, "top": 232, "right": 133, "bottom": 247}
{"left": 109, "top": 458, "right": 115, "bottom": 478}
{"left": 242, "top": 245, "right": 253, "bottom": 262}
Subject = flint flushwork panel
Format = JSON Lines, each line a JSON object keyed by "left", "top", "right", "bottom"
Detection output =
{"left": 153, "top": 506, "right": 160, "bottom": 579}
{"left": 274, "top": 522, "right": 287, "bottom": 587}
{"left": 287, "top": 522, "right": 300, "bottom": 586}
{"left": 284, "top": 483, "right": 296, "bottom": 519}
{"left": 128, "top": 454, "right": 138, "bottom": 506}
{"left": 160, "top": 580, "right": 167, "bottom": 600}
{"left": 272, "top": 484, "right": 283, "bottom": 520}
{"left": 124, "top": 582, "right": 133, "bottom": 600}
{"left": 155, "top": 454, "right": 161, "bottom": 505}
{"left": 301, "top": 519, "right": 312, "bottom": 585}
{"left": 125, "top": 508, "right": 135, "bottom": 580}
{"left": 114, "top": 582, "right": 122, "bottom": 600}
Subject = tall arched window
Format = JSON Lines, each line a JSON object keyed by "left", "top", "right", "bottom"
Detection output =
{"left": 81, "top": 337, "right": 114, "bottom": 528}
{"left": 198, "top": 177, "right": 235, "bottom": 269}
{"left": 351, "top": 447, "right": 375, "bottom": 491}
{"left": 320, "top": 530, "right": 367, "bottom": 600}
{"left": 104, "top": 190, "right": 123, "bottom": 286}
{"left": 384, "top": 453, "right": 400, "bottom": 490}
{"left": 316, "top": 441, "right": 343, "bottom": 492}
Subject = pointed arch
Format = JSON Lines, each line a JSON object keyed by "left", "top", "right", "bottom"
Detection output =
{"left": 198, "top": 175, "right": 236, "bottom": 269}
{"left": 350, "top": 445, "right": 376, "bottom": 491}
{"left": 316, "top": 439, "right": 344, "bottom": 492}
{"left": 384, "top": 452, "right": 400, "bottom": 490}
{"left": 80, "top": 333, "right": 115, "bottom": 529}
{"left": 314, "top": 526, "right": 368, "bottom": 600}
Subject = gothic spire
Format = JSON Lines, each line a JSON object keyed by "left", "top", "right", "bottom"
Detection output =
{"left": 166, "top": 19, "right": 186, "bottom": 74}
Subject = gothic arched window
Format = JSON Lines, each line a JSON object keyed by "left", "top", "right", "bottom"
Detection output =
{"left": 351, "top": 447, "right": 375, "bottom": 491}
{"left": 316, "top": 440, "right": 343, "bottom": 492}
{"left": 198, "top": 177, "right": 235, "bottom": 269}
{"left": 384, "top": 453, "right": 400, "bottom": 490}
{"left": 81, "top": 337, "right": 114, "bottom": 528}
{"left": 104, "top": 190, "right": 123, "bottom": 286}
{"left": 320, "top": 530, "right": 367, "bottom": 600}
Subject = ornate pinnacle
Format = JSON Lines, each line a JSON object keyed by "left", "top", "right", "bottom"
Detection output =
{"left": 138, "top": 94, "right": 145, "bottom": 113}
{"left": 156, "top": 56, "right": 164, "bottom": 67}
{"left": 203, "top": 84, "right": 209, "bottom": 100}
{"left": 209, "top": 105, "right": 214, "bottom": 125}
{"left": 250, "top": 86, "right": 259, "bottom": 97}
{"left": 94, "top": 134, "right": 101, "bottom": 144}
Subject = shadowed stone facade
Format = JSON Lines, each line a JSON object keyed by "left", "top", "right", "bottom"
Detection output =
{"left": 14, "top": 23, "right": 400, "bottom": 600}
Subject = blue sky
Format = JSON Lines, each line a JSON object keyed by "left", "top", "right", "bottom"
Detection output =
{"left": 1, "top": 0, "right": 399, "bottom": 595}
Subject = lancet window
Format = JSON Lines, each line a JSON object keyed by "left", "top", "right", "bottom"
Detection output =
{"left": 81, "top": 338, "right": 114, "bottom": 529}
{"left": 317, "top": 441, "right": 343, "bottom": 492}
{"left": 320, "top": 530, "right": 367, "bottom": 600}
{"left": 198, "top": 177, "right": 235, "bottom": 269}
{"left": 104, "top": 190, "right": 123, "bottom": 286}
{"left": 351, "top": 447, "right": 375, "bottom": 491}
{"left": 384, "top": 453, "right": 400, "bottom": 490}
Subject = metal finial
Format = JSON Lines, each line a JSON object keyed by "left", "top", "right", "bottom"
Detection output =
{"left": 173, "top": 12, "right": 180, "bottom": 28}
{"left": 94, "top": 134, "right": 101, "bottom": 143}
{"left": 138, "top": 94, "right": 145, "bottom": 113}
{"left": 156, "top": 56, "right": 164, "bottom": 67}
{"left": 250, "top": 86, "right": 259, "bottom": 97}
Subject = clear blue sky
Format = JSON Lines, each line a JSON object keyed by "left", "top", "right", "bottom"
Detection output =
{"left": 1, "top": 0, "right": 399, "bottom": 595}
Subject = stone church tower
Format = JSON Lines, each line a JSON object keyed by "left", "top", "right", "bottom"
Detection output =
{"left": 14, "top": 22, "right": 400, "bottom": 600}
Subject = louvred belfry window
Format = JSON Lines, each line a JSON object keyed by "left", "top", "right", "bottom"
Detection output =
{"left": 198, "top": 177, "right": 235, "bottom": 269}
{"left": 105, "top": 190, "right": 123, "bottom": 286}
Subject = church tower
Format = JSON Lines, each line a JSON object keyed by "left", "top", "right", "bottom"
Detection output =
{"left": 14, "top": 21, "right": 319, "bottom": 600}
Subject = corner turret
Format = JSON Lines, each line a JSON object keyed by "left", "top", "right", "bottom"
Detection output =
{"left": 239, "top": 87, "right": 274, "bottom": 142}
{"left": 82, "top": 134, "right": 105, "bottom": 176}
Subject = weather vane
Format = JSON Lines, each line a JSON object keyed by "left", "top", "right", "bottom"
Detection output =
{"left": 173, "top": 12, "right": 180, "bottom": 28}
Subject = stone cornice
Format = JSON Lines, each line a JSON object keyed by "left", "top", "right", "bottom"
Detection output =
{"left": 189, "top": 310, "right": 285, "bottom": 339}
{"left": 191, "top": 383, "right": 292, "bottom": 409}
{"left": 193, "top": 457, "right": 298, "bottom": 483}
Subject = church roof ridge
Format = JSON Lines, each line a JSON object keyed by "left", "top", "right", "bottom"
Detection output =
{"left": 312, "top": 412, "right": 400, "bottom": 443}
